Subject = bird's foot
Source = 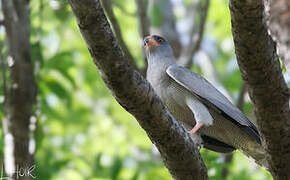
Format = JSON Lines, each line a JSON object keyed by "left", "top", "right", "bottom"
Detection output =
{"left": 189, "top": 122, "right": 204, "bottom": 135}
{"left": 190, "top": 133, "right": 203, "bottom": 149}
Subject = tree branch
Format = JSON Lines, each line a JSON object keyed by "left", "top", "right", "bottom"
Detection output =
{"left": 135, "top": 0, "right": 150, "bottom": 43}
{"left": 229, "top": 0, "right": 290, "bottom": 178}
{"left": 2, "top": 0, "right": 37, "bottom": 178}
{"left": 221, "top": 153, "right": 233, "bottom": 178}
{"left": 135, "top": 0, "right": 150, "bottom": 74}
{"left": 177, "top": 0, "right": 210, "bottom": 68}
{"left": 267, "top": 0, "right": 290, "bottom": 76}
{"left": 236, "top": 82, "right": 247, "bottom": 111}
{"left": 0, "top": 43, "right": 7, "bottom": 98}
{"left": 148, "top": 0, "right": 182, "bottom": 57}
{"left": 68, "top": 0, "right": 208, "bottom": 179}
{"left": 100, "top": 0, "right": 138, "bottom": 71}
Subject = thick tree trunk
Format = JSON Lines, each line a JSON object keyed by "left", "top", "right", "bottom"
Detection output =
{"left": 229, "top": 0, "right": 290, "bottom": 178}
{"left": 68, "top": 0, "right": 208, "bottom": 179}
{"left": 2, "top": 0, "right": 37, "bottom": 179}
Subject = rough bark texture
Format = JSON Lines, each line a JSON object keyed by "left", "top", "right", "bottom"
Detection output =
{"left": 229, "top": 0, "right": 290, "bottom": 178}
{"left": 267, "top": 0, "right": 290, "bottom": 75}
{"left": 2, "top": 0, "right": 37, "bottom": 179}
{"left": 68, "top": 0, "right": 208, "bottom": 179}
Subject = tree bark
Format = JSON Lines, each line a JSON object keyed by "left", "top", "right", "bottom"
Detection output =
{"left": 267, "top": 0, "right": 290, "bottom": 76}
{"left": 2, "top": 0, "right": 37, "bottom": 179}
{"left": 68, "top": 0, "right": 208, "bottom": 179}
{"left": 100, "top": 0, "right": 138, "bottom": 70}
{"left": 229, "top": 0, "right": 290, "bottom": 178}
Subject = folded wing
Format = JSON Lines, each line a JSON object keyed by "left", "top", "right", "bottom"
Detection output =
{"left": 166, "top": 64, "right": 261, "bottom": 145}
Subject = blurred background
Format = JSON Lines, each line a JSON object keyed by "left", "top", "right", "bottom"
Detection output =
{"left": 1, "top": 0, "right": 286, "bottom": 179}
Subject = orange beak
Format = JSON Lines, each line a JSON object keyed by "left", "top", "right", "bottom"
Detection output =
{"left": 144, "top": 36, "right": 160, "bottom": 48}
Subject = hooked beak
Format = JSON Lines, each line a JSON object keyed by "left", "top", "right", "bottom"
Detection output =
{"left": 144, "top": 36, "right": 160, "bottom": 48}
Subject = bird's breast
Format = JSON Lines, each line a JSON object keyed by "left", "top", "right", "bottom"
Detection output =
{"left": 161, "top": 79, "right": 197, "bottom": 128}
{"left": 147, "top": 72, "right": 195, "bottom": 127}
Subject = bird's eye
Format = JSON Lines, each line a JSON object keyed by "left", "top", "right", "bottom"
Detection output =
{"left": 158, "top": 38, "right": 164, "bottom": 43}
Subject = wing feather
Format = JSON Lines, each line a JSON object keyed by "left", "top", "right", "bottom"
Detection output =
{"left": 166, "top": 65, "right": 261, "bottom": 144}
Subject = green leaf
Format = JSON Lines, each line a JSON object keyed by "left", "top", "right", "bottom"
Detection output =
{"left": 45, "top": 51, "right": 76, "bottom": 88}
{"left": 42, "top": 75, "right": 70, "bottom": 102}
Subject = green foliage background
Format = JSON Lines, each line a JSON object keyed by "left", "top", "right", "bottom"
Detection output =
{"left": 0, "top": 0, "right": 273, "bottom": 179}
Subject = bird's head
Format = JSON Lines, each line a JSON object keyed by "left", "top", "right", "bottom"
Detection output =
{"left": 143, "top": 35, "right": 175, "bottom": 63}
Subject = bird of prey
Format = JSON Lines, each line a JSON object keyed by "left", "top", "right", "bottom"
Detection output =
{"left": 144, "top": 35, "right": 267, "bottom": 168}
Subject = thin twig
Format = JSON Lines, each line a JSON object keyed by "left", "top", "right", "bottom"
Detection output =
{"left": 135, "top": 0, "right": 150, "bottom": 37}
{"left": 178, "top": 0, "right": 210, "bottom": 68}
{"left": 35, "top": 0, "right": 43, "bottom": 76}
{"left": 0, "top": 43, "right": 7, "bottom": 98}
{"left": 237, "top": 82, "right": 247, "bottom": 111}
{"left": 100, "top": 0, "right": 138, "bottom": 71}
{"left": 221, "top": 153, "right": 233, "bottom": 178}
{"left": 149, "top": 0, "right": 182, "bottom": 57}
{"left": 186, "top": 0, "right": 202, "bottom": 42}
{"left": 135, "top": 0, "right": 150, "bottom": 75}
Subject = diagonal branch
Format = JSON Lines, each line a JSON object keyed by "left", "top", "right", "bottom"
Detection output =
{"left": 229, "top": 0, "right": 290, "bottom": 178}
{"left": 100, "top": 0, "right": 138, "bottom": 70}
{"left": 177, "top": 0, "right": 210, "bottom": 68}
{"left": 68, "top": 0, "right": 208, "bottom": 179}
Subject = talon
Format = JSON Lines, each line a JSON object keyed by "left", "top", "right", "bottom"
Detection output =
{"left": 195, "top": 136, "right": 203, "bottom": 149}
{"left": 188, "top": 133, "right": 203, "bottom": 149}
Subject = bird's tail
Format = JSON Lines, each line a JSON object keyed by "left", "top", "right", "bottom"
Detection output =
{"left": 240, "top": 141, "right": 269, "bottom": 170}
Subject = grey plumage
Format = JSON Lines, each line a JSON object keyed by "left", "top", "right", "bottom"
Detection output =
{"left": 144, "top": 35, "right": 268, "bottom": 168}
{"left": 166, "top": 65, "right": 261, "bottom": 145}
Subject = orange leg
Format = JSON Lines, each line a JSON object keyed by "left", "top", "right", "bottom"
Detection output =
{"left": 189, "top": 122, "right": 204, "bottom": 135}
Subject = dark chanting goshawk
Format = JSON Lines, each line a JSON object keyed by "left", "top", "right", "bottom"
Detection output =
{"left": 144, "top": 35, "right": 268, "bottom": 168}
